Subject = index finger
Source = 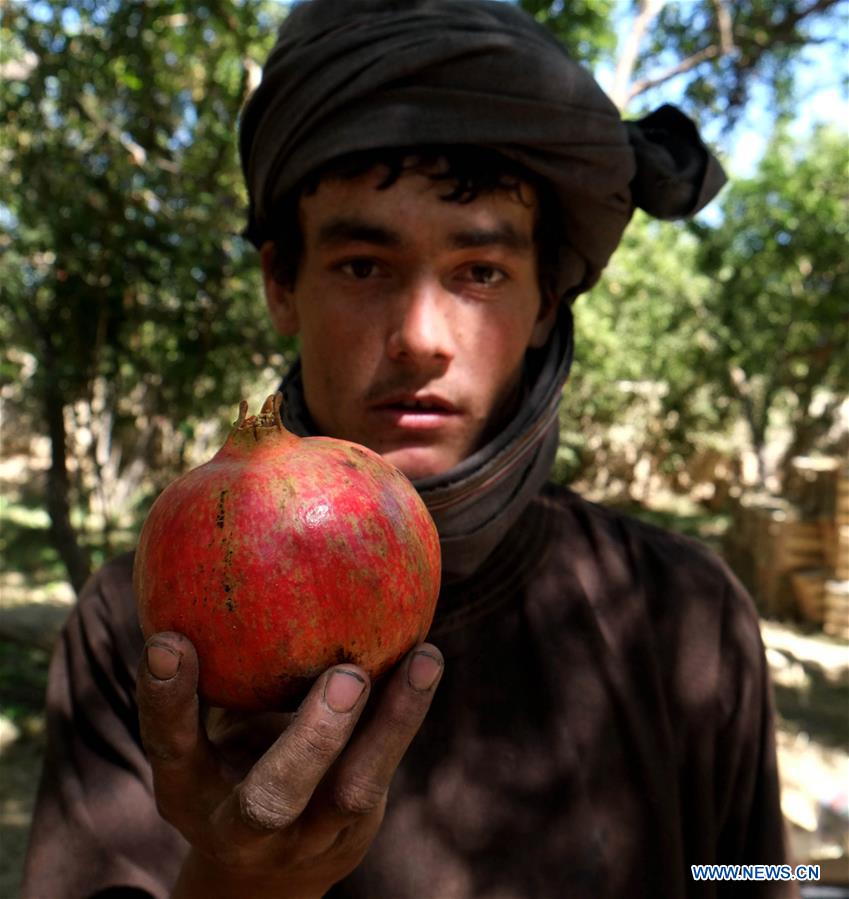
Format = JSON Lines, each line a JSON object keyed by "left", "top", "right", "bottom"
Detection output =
{"left": 307, "top": 643, "right": 444, "bottom": 831}
{"left": 215, "top": 664, "right": 371, "bottom": 839}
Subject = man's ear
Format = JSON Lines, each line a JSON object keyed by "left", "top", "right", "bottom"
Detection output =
{"left": 528, "top": 285, "right": 559, "bottom": 348}
{"left": 260, "top": 242, "right": 300, "bottom": 336}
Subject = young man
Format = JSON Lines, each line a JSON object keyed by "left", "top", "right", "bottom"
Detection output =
{"left": 23, "top": 2, "right": 795, "bottom": 897}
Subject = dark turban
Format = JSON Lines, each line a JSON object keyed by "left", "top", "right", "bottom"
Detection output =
{"left": 239, "top": 0, "right": 726, "bottom": 300}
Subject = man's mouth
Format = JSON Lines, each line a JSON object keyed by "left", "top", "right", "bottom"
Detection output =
{"left": 373, "top": 392, "right": 458, "bottom": 412}
{"left": 371, "top": 393, "right": 460, "bottom": 428}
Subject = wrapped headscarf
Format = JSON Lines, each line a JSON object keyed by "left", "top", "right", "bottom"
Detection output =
{"left": 240, "top": 0, "right": 726, "bottom": 581}
{"left": 240, "top": 0, "right": 726, "bottom": 300}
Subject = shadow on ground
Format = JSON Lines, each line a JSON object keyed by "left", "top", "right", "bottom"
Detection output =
{"left": 0, "top": 730, "right": 44, "bottom": 897}
{"left": 768, "top": 648, "right": 849, "bottom": 751}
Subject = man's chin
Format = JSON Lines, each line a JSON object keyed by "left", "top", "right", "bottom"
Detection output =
{"left": 380, "top": 445, "right": 462, "bottom": 482}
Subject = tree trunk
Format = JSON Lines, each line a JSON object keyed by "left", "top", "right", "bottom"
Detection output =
{"left": 729, "top": 365, "right": 769, "bottom": 488}
{"left": 751, "top": 419, "right": 768, "bottom": 488}
{"left": 44, "top": 380, "right": 92, "bottom": 595}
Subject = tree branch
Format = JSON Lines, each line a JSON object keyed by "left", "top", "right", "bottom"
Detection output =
{"left": 628, "top": 43, "right": 723, "bottom": 103}
{"left": 786, "top": 0, "right": 845, "bottom": 33}
{"left": 74, "top": 94, "right": 178, "bottom": 173}
{"left": 626, "top": 0, "right": 844, "bottom": 105}
{"left": 611, "top": 0, "right": 667, "bottom": 110}
{"left": 713, "top": 0, "right": 735, "bottom": 54}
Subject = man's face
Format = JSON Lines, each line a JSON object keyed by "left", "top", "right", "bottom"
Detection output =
{"left": 261, "top": 166, "right": 558, "bottom": 480}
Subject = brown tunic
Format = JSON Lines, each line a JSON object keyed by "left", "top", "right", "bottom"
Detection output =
{"left": 22, "top": 484, "right": 797, "bottom": 898}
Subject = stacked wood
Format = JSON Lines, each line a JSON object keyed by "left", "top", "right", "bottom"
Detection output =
{"left": 762, "top": 512, "right": 825, "bottom": 617}
{"left": 820, "top": 520, "right": 839, "bottom": 571}
{"left": 835, "top": 461, "right": 849, "bottom": 581}
{"left": 784, "top": 456, "right": 839, "bottom": 518}
{"left": 726, "top": 495, "right": 781, "bottom": 603}
{"left": 823, "top": 580, "right": 849, "bottom": 641}
{"left": 785, "top": 456, "right": 842, "bottom": 575}
{"left": 725, "top": 457, "right": 848, "bottom": 630}
{"left": 726, "top": 497, "right": 822, "bottom": 616}
{"left": 823, "top": 463, "right": 849, "bottom": 639}
{"left": 790, "top": 569, "right": 828, "bottom": 624}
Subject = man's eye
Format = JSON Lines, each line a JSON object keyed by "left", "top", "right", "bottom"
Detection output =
{"left": 466, "top": 264, "right": 505, "bottom": 285}
{"left": 340, "top": 259, "right": 378, "bottom": 279}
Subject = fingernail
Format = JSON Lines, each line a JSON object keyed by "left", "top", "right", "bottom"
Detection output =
{"left": 324, "top": 669, "right": 366, "bottom": 712}
{"left": 146, "top": 643, "right": 181, "bottom": 680}
{"left": 408, "top": 650, "right": 443, "bottom": 692}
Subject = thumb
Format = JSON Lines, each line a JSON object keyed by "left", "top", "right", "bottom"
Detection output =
{"left": 138, "top": 631, "right": 200, "bottom": 761}
{"left": 137, "top": 632, "right": 218, "bottom": 820}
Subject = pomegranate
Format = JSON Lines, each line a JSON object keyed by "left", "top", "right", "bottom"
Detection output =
{"left": 134, "top": 394, "right": 441, "bottom": 711}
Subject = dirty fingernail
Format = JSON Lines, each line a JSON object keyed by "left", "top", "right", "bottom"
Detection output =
{"left": 325, "top": 669, "right": 366, "bottom": 712}
{"left": 408, "top": 650, "right": 443, "bottom": 692}
{"left": 146, "top": 643, "right": 181, "bottom": 680}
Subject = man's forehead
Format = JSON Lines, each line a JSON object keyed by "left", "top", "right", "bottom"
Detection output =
{"left": 298, "top": 168, "right": 538, "bottom": 250}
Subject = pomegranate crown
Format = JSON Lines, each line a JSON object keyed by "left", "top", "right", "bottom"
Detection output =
{"left": 234, "top": 393, "right": 286, "bottom": 434}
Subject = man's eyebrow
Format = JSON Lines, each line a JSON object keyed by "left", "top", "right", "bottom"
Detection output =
{"left": 316, "top": 217, "right": 402, "bottom": 248}
{"left": 447, "top": 223, "right": 532, "bottom": 252}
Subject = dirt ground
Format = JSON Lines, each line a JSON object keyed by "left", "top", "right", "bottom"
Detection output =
{"left": 1, "top": 581, "right": 847, "bottom": 895}
{"left": 761, "top": 621, "right": 849, "bottom": 884}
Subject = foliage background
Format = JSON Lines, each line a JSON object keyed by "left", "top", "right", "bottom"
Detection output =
{"left": 0, "top": 1, "right": 847, "bottom": 604}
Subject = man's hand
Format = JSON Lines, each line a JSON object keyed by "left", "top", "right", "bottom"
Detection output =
{"left": 137, "top": 632, "right": 443, "bottom": 899}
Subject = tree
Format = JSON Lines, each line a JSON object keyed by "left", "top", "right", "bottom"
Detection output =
{"left": 559, "top": 212, "right": 725, "bottom": 495}
{"left": 3, "top": 1, "right": 847, "bottom": 591}
{"left": 694, "top": 125, "right": 849, "bottom": 483}
{"left": 1, "top": 1, "right": 289, "bottom": 591}
{"left": 522, "top": 0, "right": 849, "bottom": 120}
{"left": 518, "top": 0, "right": 617, "bottom": 66}
{"left": 560, "top": 126, "right": 849, "bottom": 496}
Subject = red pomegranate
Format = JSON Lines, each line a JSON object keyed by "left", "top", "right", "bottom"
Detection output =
{"left": 134, "top": 394, "right": 441, "bottom": 711}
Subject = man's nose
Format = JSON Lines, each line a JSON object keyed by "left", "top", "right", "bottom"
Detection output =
{"left": 385, "top": 277, "right": 455, "bottom": 366}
